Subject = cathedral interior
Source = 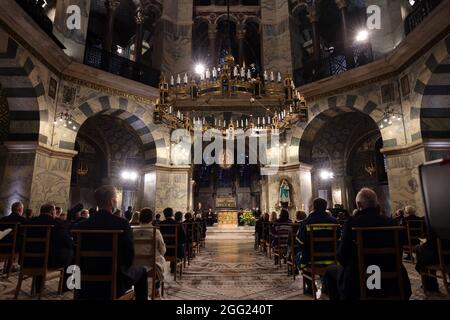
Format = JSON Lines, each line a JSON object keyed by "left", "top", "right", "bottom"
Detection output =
{"left": 0, "top": 0, "right": 450, "bottom": 303}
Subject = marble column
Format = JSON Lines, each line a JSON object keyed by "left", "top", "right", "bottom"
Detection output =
{"left": 260, "top": 0, "right": 294, "bottom": 76}
{"left": 299, "top": 163, "right": 313, "bottom": 213}
{"left": 152, "top": 0, "right": 193, "bottom": 76}
{"left": 382, "top": 143, "right": 427, "bottom": 217}
{"left": 141, "top": 164, "right": 191, "bottom": 213}
{"left": 52, "top": 0, "right": 91, "bottom": 63}
{"left": 104, "top": 0, "right": 120, "bottom": 53}
{"left": 208, "top": 23, "right": 218, "bottom": 66}
{"left": 335, "top": 0, "right": 353, "bottom": 69}
{"left": 307, "top": 4, "right": 321, "bottom": 65}
{"left": 236, "top": 23, "right": 246, "bottom": 66}
{"left": 134, "top": 6, "right": 145, "bottom": 65}
{"left": 0, "top": 142, "right": 76, "bottom": 216}
{"left": 331, "top": 175, "right": 351, "bottom": 209}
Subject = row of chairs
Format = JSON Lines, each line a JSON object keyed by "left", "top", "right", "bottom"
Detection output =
{"left": 256, "top": 221, "right": 450, "bottom": 299}
{"left": 0, "top": 220, "right": 207, "bottom": 300}
{"left": 161, "top": 221, "right": 206, "bottom": 283}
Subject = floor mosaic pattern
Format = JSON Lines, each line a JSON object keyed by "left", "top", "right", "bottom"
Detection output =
{"left": 0, "top": 239, "right": 448, "bottom": 300}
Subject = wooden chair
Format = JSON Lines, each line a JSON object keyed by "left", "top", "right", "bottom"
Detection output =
{"left": 403, "top": 219, "right": 425, "bottom": 264}
{"left": 201, "top": 221, "right": 206, "bottom": 248}
{"left": 0, "top": 222, "right": 19, "bottom": 278}
{"left": 287, "top": 223, "right": 300, "bottom": 279}
{"left": 420, "top": 238, "right": 450, "bottom": 296}
{"left": 132, "top": 225, "right": 165, "bottom": 300}
{"left": 264, "top": 222, "right": 273, "bottom": 258}
{"left": 159, "top": 224, "right": 183, "bottom": 281}
{"left": 272, "top": 224, "right": 291, "bottom": 268}
{"left": 353, "top": 226, "right": 406, "bottom": 300}
{"left": 301, "top": 224, "right": 339, "bottom": 300}
{"left": 71, "top": 229, "right": 134, "bottom": 300}
{"left": 190, "top": 222, "right": 199, "bottom": 257}
{"left": 14, "top": 225, "right": 64, "bottom": 299}
{"left": 260, "top": 222, "right": 267, "bottom": 253}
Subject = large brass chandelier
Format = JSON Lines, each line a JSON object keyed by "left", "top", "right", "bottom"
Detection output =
{"left": 154, "top": 54, "right": 308, "bottom": 135}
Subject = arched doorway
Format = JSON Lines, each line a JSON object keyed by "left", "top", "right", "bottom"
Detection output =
{"left": 300, "top": 111, "right": 390, "bottom": 214}
{"left": 70, "top": 114, "right": 146, "bottom": 211}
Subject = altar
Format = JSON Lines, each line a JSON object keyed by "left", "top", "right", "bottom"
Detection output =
{"left": 217, "top": 211, "right": 238, "bottom": 227}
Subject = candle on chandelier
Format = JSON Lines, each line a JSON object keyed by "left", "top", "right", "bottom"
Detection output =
{"left": 170, "top": 76, "right": 174, "bottom": 86}
{"left": 257, "top": 117, "right": 260, "bottom": 125}
{"left": 264, "top": 71, "right": 268, "bottom": 81}
{"left": 277, "top": 72, "right": 282, "bottom": 83}
{"left": 236, "top": 120, "right": 239, "bottom": 127}
{"left": 241, "top": 120, "right": 244, "bottom": 127}
{"left": 206, "top": 69, "right": 210, "bottom": 80}
{"left": 262, "top": 117, "right": 266, "bottom": 125}
{"left": 270, "top": 71, "right": 274, "bottom": 82}
{"left": 177, "top": 74, "right": 181, "bottom": 85}
{"left": 246, "top": 119, "right": 248, "bottom": 126}
{"left": 268, "top": 116, "right": 271, "bottom": 124}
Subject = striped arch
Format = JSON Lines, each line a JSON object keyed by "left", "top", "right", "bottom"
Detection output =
{"left": 289, "top": 94, "right": 387, "bottom": 163}
{"left": 65, "top": 95, "right": 169, "bottom": 165}
{"left": 0, "top": 37, "right": 49, "bottom": 144}
{"left": 411, "top": 35, "right": 450, "bottom": 141}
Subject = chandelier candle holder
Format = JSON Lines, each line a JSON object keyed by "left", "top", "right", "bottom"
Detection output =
{"left": 154, "top": 53, "right": 308, "bottom": 135}
{"left": 378, "top": 105, "right": 403, "bottom": 129}
{"left": 54, "top": 111, "right": 77, "bottom": 130}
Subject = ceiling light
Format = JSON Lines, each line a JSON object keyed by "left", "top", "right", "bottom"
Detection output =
{"left": 356, "top": 30, "right": 369, "bottom": 42}
{"left": 195, "top": 63, "right": 205, "bottom": 75}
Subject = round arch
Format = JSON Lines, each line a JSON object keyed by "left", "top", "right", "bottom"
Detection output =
{"left": 68, "top": 95, "right": 169, "bottom": 165}
{"left": 290, "top": 94, "right": 387, "bottom": 163}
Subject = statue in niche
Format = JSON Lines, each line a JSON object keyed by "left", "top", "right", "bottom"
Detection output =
{"left": 279, "top": 179, "right": 290, "bottom": 208}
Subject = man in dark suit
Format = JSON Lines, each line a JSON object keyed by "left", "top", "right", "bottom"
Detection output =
{"left": 73, "top": 186, "right": 148, "bottom": 300}
{"left": 323, "top": 188, "right": 412, "bottom": 300}
{"left": 0, "top": 202, "right": 27, "bottom": 272}
{"left": 0, "top": 202, "right": 26, "bottom": 224}
{"left": 124, "top": 206, "right": 133, "bottom": 221}
{"left": 296, "top": 198, "right": 339, "bottom": 293}
{"left": 159, "top": 207, "right": 186, "bottom": 273}
{"left": 24, "top": 203, "right": 74, "bottom": 294}
{"left": 24, "top": 203, "right": 73, "bottom": 268}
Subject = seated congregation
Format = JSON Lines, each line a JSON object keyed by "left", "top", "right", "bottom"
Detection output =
{"left": 254, "top": 188, "right": 450, "bottom": 300}
{"left": 1, "top": 186, "right": 449, "bottom": 300}
{"left": 0, "top": 185, "right": 207, "bottom": 300}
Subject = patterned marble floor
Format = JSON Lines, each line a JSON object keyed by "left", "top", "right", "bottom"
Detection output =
{"left": 0, "top": 239, "right": 448, "bottom": 300}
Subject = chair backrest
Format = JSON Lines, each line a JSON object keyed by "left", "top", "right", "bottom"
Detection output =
{"left": 307, "top": 224, "right": 339, "bottom": 268}
{"left": 405, "top": 219, "right": 425, "bottom": 246}
{"left": 193, "top": 221, "right": 200, "bottom": 243}
{"left": 261, "top": 222, "right": 266, "bottom": 240}
{"left": 353, "top": 226, "right": 405, "bottom": 300}
{"left": 275, "top": 223, "right": 292, "bottom": 248}
{"left": 71, "top": 229, "right": 123, "bottom": 300}
{"left": 18, "top": 225, "right": 53, "bottom": 273}
{"left": 159, "top": 223, "right": 179, "bottom": 262}
{"left": 132, "top": 225, "right": 158, "bottom": 271}
{"left": 0, "top": 222, "right": 19, "bottom": 257}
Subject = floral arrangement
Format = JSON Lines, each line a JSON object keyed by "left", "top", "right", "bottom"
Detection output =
{"left": 239, "top": 210, "right": 256, "bottom": 226}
